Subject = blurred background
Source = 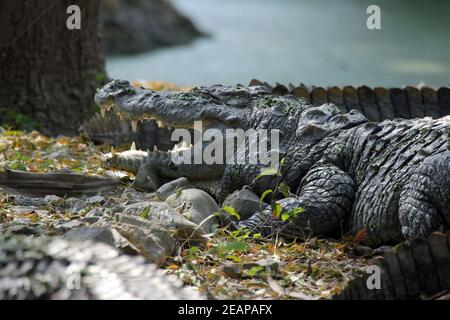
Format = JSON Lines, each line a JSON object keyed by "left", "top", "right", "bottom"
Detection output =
{"left": 2, "top": 0, "right": 448, "bottom": 135}
{"left": 105, "top": 0, "right": 450, "bottom": 87}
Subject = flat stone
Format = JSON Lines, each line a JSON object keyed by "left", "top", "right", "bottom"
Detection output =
{"left": 44, "top": 195, "right": 63, "bottom": 203}
{"left": 85, "top": 195, "right": 105, "bottom": 204}
{"left": 120, "top": 188, "right": 148, "bottom": 204}
{"left": 62, "top": 219, "right": 83, "bottom": 229}
{"left": 221, "top": 264, "right": 242, "bottom": 279}
{"left": 109, "top": 228, "right": 140, "bottom": 255}
{"left": 243, "top": 258, "right": 283, "bottom": 273}
{"left": 53, "top": 219, "right": 84, "bottom": 234}
{"left": 222, "top": 186, "right": 263, "bottom": 222}
{"left": 132, "top": 165, "right": 160, "bottom": 191}
{"left": 11, "top": 217, "right": 33, "bottom": 225}
{"left": 103, "top": 170, "right": 130, "bottom": 181}
{"left": 81, "top": 216, "right": 100, "bottom": 224}
{"left": 82, "top": 208, "right": 111, "bottom": 224}
{"left": 157, "top": 177, "right": 192, "bottom": 200}
{"left": 166, "top": 189, "right": 219, "bottom": 233}
{"left": 9, "top": 205, "right": 38, "bottom": 215}
{"left": 120, "top": 202, "right": 205, "bottom": 242}
{"left": 11, "top": 196, "right": 47, "bottom": 206}
{"left": 63, "top": 226, "right": 116, "bottom": 247}
{"left": 112, "top": 217, "right": 176, "bottom": 266}
{"left": 8, "top": 224, "right": 40, "bottom": 235}
{"left": 85, "top": 208, "right": 104, "bottom": 218}
{"left": 46, "top": 149, "right": 71, "bottom": 160}
{"left": 353, "top": 245, "right": 374, "bottom": 257}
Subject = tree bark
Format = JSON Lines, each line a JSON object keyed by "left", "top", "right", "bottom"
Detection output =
{"left": 0, "top": 0, "right": 105, "bottom": 135}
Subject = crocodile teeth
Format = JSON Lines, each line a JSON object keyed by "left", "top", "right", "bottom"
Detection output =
{"left": 110, "top": 146, "right": 116, "bottom": 156}
{"left": 130, "top": 141, "right": 136, "bottom": 151}
{"left": 157, "top": 120, "right": 164, "bottom": 128}
{"left": 153, "top": 146, "right": 158, "bottom": 152}
{"left": 131, "top": 120, "right": 138, "bottom": 132}
{"left": 101, "top": 109, "right": 106, "bottom": 118}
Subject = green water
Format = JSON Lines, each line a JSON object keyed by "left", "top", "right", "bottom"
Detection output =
{"left": 106, "top": 0, "right": 450, "bottom": 87}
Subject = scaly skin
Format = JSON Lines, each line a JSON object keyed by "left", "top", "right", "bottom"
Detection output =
{"left": 84, "top": 80, "right": 450, "bottom": 148}
{"left": 249, "top": 80, "right": 450, "bottom": 121}
{"left": 0, "top": 234, "right": 202, "bottom": 300}
{"left": 333, "top": 231, "right": 450, "bottom": 300}
{"left": 95, "top": 80, "right": 450, "bottom": 247}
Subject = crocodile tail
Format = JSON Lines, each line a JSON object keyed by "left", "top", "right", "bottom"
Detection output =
{"left": 0, "top": 235, "right": 203, "bottom": 300}
{"left": 249, "top": 80, "right": 450, "bottom": 121}
{"left": 333, "top": 231, "right": 450, "bottom": 300}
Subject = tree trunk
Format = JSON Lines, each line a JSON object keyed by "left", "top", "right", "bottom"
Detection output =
{"left": 0, "top": 0, "right": 105, "bottom": 135}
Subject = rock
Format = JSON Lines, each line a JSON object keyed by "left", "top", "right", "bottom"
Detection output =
{"left": 85, "top": 195, "right": 105, "bottom": 205}
{"left": 81, "top": 208, "right": 104, "bottom": 224}
{"left": 86, "top": 208, "right": 104, "bottom": 217}
{"left": 63, "top": 226, "right": 140, "bottom": 255}
{"left": 44, "top": 195, "right": 63, "bottom": 203}
{"left": 222, "top": 186, "right": 263, "bottom": 222}
{"left": 94, "top": 216, "right": 114, "bottom": 228}
{"left": 103, "top": 170, "right": 130, "bottom": 181}
{"left": 65, "top": 198, "right": 86, "bottom": 212}
{"left": 63, "top": 226, "right": 116, "bottom": 246}
{"left": 10, "top": 217, "right": 33, "bottom": 225}
{"left": 103, "top": 197, "right": 119, "bottom": 208}
{"left": 373, "top": 245, "right": 393, "bottom": 256}
{"left": 109, "top": 228, "right": 140, "bottom": 254}
{"left": 11, "top": 195, "right": 47, "bottom": 206}
{"left": 157, "top": 177, "right": 192, "bottom": 200}
{"left": 120, "top": 188, "right": 148, "bottom": 204}
{"left": 243, "top": 258, "right": 283, "bottom": 274}
{"left": 353, "top": 245, "right": 374, "bottom": 257}
{"left": 132, "top": 165, "right": 161, "bottom": 191}
{"left": 7, "top": 224, "right": 40, "bottom": 235}
{"left": 46, "top": 149, "right": 71, "bottom": 160}
{"left": 166, "top": 189, "right": 219, "bottom": 233}
{"left": 112, "top": 216, "right": 176, "bottom": 266}
{"left": 100, "top": 0, "right": 203, "bottom": 55}
{"left": 52, "top": 219, "right": 83, "bottom": 234}
{"left": 49, "top": 197, "right": 85, "bottom": 213}
{"left": 120, "top": 203, "right": 205, "bottom": 242}
{"left": 62, "top": 219, "right": 83, "bottom": 229}
{"left": 221, "top": 264, "right": 242, "bottom": 279}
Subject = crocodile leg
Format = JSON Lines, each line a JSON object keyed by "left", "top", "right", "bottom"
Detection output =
{"left": 238, "top": 164, "right": 355, "bottom": 238}
{"left": 399, "top": 151, "right": 450, "bottom": 239}
{"left": 132, "top": 150, "right": 225, "bottom": 192}
{"left": 133, "top": 164, "right": 162, "bottom": 191}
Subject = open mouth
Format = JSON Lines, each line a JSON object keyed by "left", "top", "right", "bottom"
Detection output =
{"left": 94, "top": 80, "right": 248, "bottom": 135}
{"left": 98, "top": 92, "right": 235, "bottom": 134}
{"left": 98, "top": 99, "right": 180, "bottom": 132}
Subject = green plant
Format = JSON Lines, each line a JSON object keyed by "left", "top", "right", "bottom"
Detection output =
{"left": 253, "top": 157, "right": 304, "bottom": 238}
{"left": 0, "top": 109, "right": 40, "bottom": 131}
{"left": 215, "top": 241, "right": 247, "bottom": 258}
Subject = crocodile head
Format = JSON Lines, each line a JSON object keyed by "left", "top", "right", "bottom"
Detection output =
{"left": 95, "top": 79, "right": 270, "bottom": 132}
{"left": 96, "top": 80, "right": 368, "bottom": 192}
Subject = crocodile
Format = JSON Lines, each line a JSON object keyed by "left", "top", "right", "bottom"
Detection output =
{"left": 0, "top": 234, "right": 203, "bottom": 300}
{"left": 95, "top": 79, "right": 450, "bottom": 248}
{"left": 334, "top": 231, "right": 450, "bottom": 300}
{"left": 82, "top": 80, "right": 450, "bottom": 149}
